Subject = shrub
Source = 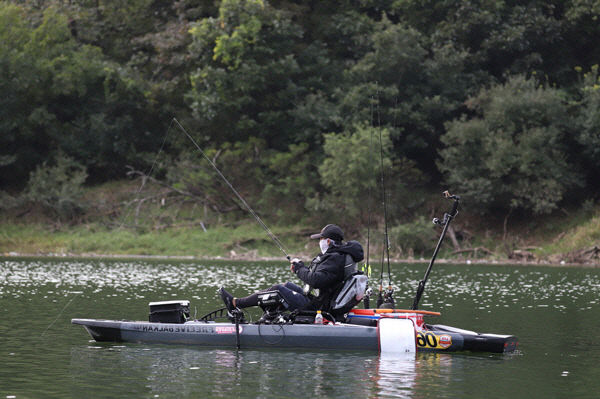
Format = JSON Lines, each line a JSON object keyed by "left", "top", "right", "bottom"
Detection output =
{"left": 390, "top": 216, "right": 436, "bottom": 257}
{"left": 23, "top": 153, "right": 88, "bottom": 221}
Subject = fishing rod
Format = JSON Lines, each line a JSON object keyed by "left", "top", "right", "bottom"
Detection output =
{"left": 411, "top": 191, "right": 460, "bottom": 310}
{"left": 366, "top": 98, "right": 374, "bottom": 272}
{"left": 374, "top": 90, "right": 394, "bottom": 309}
{"left": 173, "top": 118, "right": 291, "bottom": 261}
{"left": 376, "top": 150, "right": 394, "bottom": 308}
{"left": 362, "top": 97, "right": 377, "bottom": 309}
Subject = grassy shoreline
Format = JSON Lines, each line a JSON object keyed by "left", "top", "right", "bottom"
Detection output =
{"left": 1, "top": 221, "right": 598, "bottom": 267}
{"left": 1, "top": 251, "right": 597, "bottom": 268}
{"left": 2, "top": 179, "right": 598, "bottom": 266}
{"left": 0, "top": 222, "right": 310, "bottom": 258}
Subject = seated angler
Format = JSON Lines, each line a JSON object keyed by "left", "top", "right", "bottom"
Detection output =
{"left": 218, "top": 224, "right": 364, "bottom": 315}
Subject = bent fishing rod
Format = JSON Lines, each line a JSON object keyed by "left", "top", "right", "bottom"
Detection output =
{"left": 411, "top": 191, "right": 460, "bottom": 310}
{"left": 173, "top": 118, "right": 291, "bottom": 261}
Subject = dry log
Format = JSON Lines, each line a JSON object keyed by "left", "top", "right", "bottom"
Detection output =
{"left": 509, "top": 249, "right": 535, "bottom": 261}
{"left": 564, "top": 246, "right": 600, "bottom": 264}
{"left": 447, "top": 225, "right": 461, "bottom": 251}
{"left": 452, "top": 247, "right": 494, "bottom": 255}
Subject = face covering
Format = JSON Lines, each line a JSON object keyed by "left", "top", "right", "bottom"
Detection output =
{"left": 319, "top": 238, "right": 329, "bottom": 254}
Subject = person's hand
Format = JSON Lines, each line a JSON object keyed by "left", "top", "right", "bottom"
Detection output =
{"left": 290, "top": 258, "right": 304, "bottom": 273}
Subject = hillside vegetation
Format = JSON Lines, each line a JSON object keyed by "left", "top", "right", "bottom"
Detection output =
{"left": 1, "top": 1, "right": 599, "bottom": 264}
{"left": 1, "top": 181, "right": 598, "bottom": 265}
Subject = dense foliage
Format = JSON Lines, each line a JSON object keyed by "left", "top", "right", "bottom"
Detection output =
{"left": 2, "top": 0, "right": 600, "bottom": 230}
{"left": 439, "top": 76, "right": 580, "bottom": 215}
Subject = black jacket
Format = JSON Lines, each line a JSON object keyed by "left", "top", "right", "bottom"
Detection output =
{"left": 294, "top": 240, "right": 364, "bottom": 311}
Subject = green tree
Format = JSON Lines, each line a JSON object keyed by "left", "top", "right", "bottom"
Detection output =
{"left": 261, "top": 142, "right": 319, "bottom": 221}
{"left": 394, "top": 1, "right": 567, "bottom": 81}
{"left": 3, "top": 0, "right": 600, "bottom": 226}
{"left": 316, "top": 123, "right": 392, "bottom": 225}
{"left": 0, "top": 3, "right": 156, "bottom": 187}
{"left": 186, "top": 0, "right": 306, "bottom": 148}
{"left": 341, "top": 16, "right": 429, "bottom": 164}
{"left": 166, "top": 137, "right": 271, "bottom": 219}
{"left": 159, "top": 138, "right": 320, "bottom": 227}
{"left": 576, "top": 65, "right": 600, "bottom": 189}
{"left": 565, "top": 1, "right": 600, "bottom": 80}
{"left": 439, "top": 75, "right": 581, "bottom": 215}
{"left": 339, "top": 12, "right": 488, "bottom": 180}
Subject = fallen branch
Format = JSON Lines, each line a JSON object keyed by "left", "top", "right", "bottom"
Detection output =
{"left": 126, "top": 167, "right": 200, "bottom": 200}
{"left": 509, "top": 249, "right": 536, "bottom": 261}
{"left": 152, "top": 221, "right": 210, "bottom": 231}
{"left": 564, "top": 246, "right": 600, "bottom": 264}
{"left": 452, "top": 246, "right": 494, "bottom": 255}
{"left": 125, "top": 166, "right": 242, "bottom": 214}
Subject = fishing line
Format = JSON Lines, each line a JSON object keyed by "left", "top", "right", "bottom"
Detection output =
{"left": 172, "top": 118, "right": 290, "bottom": 260}
{"left": 43, "top": 124, "right": 171, "bottom": 338}
{"left": 41, "top": 292, "right": 82, "bottom": 337}
{"left": 117, "top": 118, "right": 175, "bottom": 230}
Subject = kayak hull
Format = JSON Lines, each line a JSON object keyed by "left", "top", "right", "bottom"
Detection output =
{"left": 72, "top": 318, "right": 517, "bottom": 353}
{"left": 73, "top": 319, "right": 379, "bottom": 350}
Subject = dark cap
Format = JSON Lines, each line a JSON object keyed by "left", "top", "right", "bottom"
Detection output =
{"left": 310, "top": 224, "right": 344, "bottom": 242}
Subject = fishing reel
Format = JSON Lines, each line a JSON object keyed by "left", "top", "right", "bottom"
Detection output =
{"left": 432, "top": 217, "right": 445, "bottom": 226}
{"left": 433, "top": 191, "right": 460, "bottom": 226}
{"left": 363, "top": 287, "right": 373, "bottom": 309}
{"left": 433, "top": 214, "right": 454, "bottom": 226}
{"left": 382, "top": 288, "right": 395, "bottom": 309}
{"left": 376, "top": 287, "right": 395, "bottom": 309}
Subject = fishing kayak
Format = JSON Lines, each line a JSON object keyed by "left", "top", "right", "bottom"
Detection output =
{"left": 71, "top": 306, "right": 518, "bottom": 354}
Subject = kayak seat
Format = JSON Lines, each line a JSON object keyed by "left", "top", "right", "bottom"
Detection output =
{"left": 328, "top": 255, "right": 369, "bottom": 319}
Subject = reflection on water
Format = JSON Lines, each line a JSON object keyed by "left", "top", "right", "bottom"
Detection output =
{"left": 376, "top": 353, "right": 417, "bottom": 398}
{"left": 67, "top": 345, "right": 463, "bottom": 399}
{"left": 2, "top": 257, "right": 600, "bottom": 398}
{"left": 69, "top": 345, "right": 381, "bottom": 398}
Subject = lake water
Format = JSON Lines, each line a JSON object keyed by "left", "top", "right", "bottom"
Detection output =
{"left": 1, "top": 257, "right": 599, "bottom": 398}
